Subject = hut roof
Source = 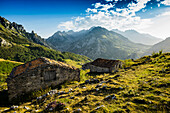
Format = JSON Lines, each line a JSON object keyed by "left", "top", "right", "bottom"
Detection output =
{"left": 8, "top": 57, "right": 77, "bottom": 78}
{"left": 90, "top": 58, "right": 121, "bottom": 68}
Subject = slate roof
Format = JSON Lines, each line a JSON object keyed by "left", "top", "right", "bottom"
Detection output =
{"left": 90, "top": 58, "right": 121, "bottom": 68}
{"left": 8, "top": 57, "right": 77, "bottom": 78}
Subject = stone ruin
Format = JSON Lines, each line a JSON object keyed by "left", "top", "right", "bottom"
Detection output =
{"left": 6, "top": 57, "right": 80, "bottom": 101}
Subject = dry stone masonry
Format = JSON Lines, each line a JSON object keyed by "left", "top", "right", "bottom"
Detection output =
{"left": 7, "top": 57, "right": 80, "bottom": 101}
{"left": 82, "top": 58, "right": 122, "bottom": 73}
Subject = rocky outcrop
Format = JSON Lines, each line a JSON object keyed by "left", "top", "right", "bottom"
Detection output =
{"left": 0, "top": 16, "right": 48, "bottom": 47}
{"left": 0, "top": 37, "right": 12, "bottom": 47}
{"left": 7, "top": 57, "right": 80, "bottom": 101}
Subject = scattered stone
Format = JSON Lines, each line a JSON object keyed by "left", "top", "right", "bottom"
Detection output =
{"left": 10, "top": 105, "right": 18, "bottom": 109}
{"left": 104, "top": 95, "right": 111, "bottom": 100}
{"left": 112, "top": 94, "right": 116, "bottom": 100}
{"left": 104, "top": 94, "right": 116, "bottom": 100}
{"left": 85, "top": 80, "right": 90, "bottom": 84}
{"left": 69, "top": 88, "right": 73, "bottom": 92}
{"left": 95, "top": 84, "right": 102, "bottom": 88}
{"left": 119, "top": 87, "right": 123, "bottom": 90}
{"left": 95, "top": 105, "right": 105, "bottom": 110}
{"left": 70, "top": 96, "right": 75, "bottom": 99}
{"left": 100, "top": 81, "right": 106, "bottom": 84}
{"left": 49, "top": 108, "right": 53, "bottom": 111}
{"left": 106, "top": 80, "right": 112, "bottom": 83}
{"left": 58, "top": 91, "right": 65, "bottom": 95}
{"left": 24, "top": 106, "right": 29, "bottom": 110}
{"left": 77, "top": 108, "right": 82, "bottom": 112}
{"left": 96, "top": 88, "right": 99, "bottom": 91}
{"left": 101, "top": 85, "right": 107, "bottom": 90}
{"left": 46, "top": 101, "right": 66, "bottom": 111}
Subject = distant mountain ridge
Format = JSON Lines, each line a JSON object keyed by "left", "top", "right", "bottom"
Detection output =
{"left": 112, "top": 29, "right": 163, "bottom": 45}
{"left": 47, "top": 27, "right": 150, "bottom": 60}
{"left": 144, "top": 37, "right": 170, "bottom": 55}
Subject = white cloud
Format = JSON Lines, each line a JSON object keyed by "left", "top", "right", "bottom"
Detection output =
{"left": 138, "top": 11, "right": 170, "bottom": 39}
{"left": 94, "top": 3, "right": 102, "bottom": 8}
{"left": 86, "top": 8, "right": 98, "bottom": 13}
{"left": 158, "top": 3, "right": 160, "bottom": 7}
{"left": 105, "top": 0, "right": 113, "bottom": 2}
{"left": 161, "top": 0, "right": 170, "bottom": 5}
{"left": 57, "top": 0, "right": 169, "bottom": 39}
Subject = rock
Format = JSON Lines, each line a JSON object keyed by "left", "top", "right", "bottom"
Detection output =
{"left": 0, "top": 37, "right": 12, "bottom": 47}
{"left": 85, "top": 80, "right": 90, "bottom": 84}
{"left": 70, "top": 96, "right": 75, "bottom": 99}
{"left": 100, "top": 81, "right": 106, "bottom": 84}
{"left": 10, "top": 105, "right": 18, "bottom": 109}
{"left": 104, "top": 94, "right": 116, "bottom": 100}
{"left": 96, "top": 88, "right": 99, "bottom": 91}
{"left": 49, "top": 108, "right": 53, "bottom": 111}
{"left": 119, "top": 87, "right": 123, "bottom": 90}
{"left": 24, "top": 106, "right": 29, "bottom": 110}
{"left": 77, "top": 108, "right": 82, "bottom": 112}
{"left": 69, "top": 88, "right": 73, "bottom": 92}
{"left": 112, "top": 94, "right": 116, "bottom": 100}
{"left": 104, "top": 95, "right": 111, "bottom": 100}
{"left": 91, "top": 78, "right": 100, "bottom": 83}
{"left": 95, "top": 84, "right": 102, "bottom": 88}
{"left": 95, "top": 105, "right": 105, "bottom": 110}
{"left": 101, "top": 85, "right": 107, "bottom": 90}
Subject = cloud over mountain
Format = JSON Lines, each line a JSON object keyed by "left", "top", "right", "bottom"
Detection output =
{"left": 57, "top": 0, "right": 170, "bottom": 38}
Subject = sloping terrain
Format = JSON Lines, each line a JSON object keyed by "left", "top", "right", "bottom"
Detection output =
{"left": 144, "top": 37, "right": 170, "bottom": 55}
{"left": 0, "top": 59, "right": 22, "bottom": 91}
{"left": 47, "top": 27, "right": 150, "bottom": 60}
{"left": 0, "top": 16, "right": 91, "bottom": 63}
{"left": 112, "top": 29, "right": 162, "bottom": 45}
{"left": 0, "top": 52, "right": 169, "bottom": 112}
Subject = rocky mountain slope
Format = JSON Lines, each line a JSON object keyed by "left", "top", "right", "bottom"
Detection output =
{"left": 0, "top": 16, "right": 91, "bottom": 63}
{"left": 112, "top": 29, "right": 162, "bottom": 45}
{"left": 144, "top": 37, "right": 170, "bottom": 55}
{"left": 0, "top": 16, "right": 48, "bottom": 47}
{"left": 0, "top": 52, "right": 169, "bottom": 112}
{"left": 47, "top": 27, "right": 150, "bottom": 60}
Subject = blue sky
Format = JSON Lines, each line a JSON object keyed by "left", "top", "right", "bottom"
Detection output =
{"left": 1, "top": 0, "right": 170, "bottom": 39}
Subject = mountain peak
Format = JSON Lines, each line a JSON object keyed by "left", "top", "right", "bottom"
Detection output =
{"left": 89, "top": 26, "right": 108, "bottom": 34}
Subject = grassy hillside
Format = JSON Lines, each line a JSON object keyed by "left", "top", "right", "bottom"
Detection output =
{"left": 0, "top": 16, "right": 91, "bottom": 63}
{"left": 0, "top": 59, "right": 22, "bottom": 91}
{"left": 0, "top": 52, "right": 169, "bottom": 112}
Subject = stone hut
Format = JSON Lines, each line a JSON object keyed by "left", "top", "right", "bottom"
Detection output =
{"left": 6, "top": 57, "right": 80, "bottom": 101}
{"left": 82, "top": 58, "right": 122, "bottom": 73}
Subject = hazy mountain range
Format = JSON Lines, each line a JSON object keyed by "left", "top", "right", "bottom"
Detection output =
{"left": 47, "top": 27, "right": 150, "bottom": 60}
{"left": 112, "top": 29, "right": 163, "bottom": 45}
{"left": 144, "top": 37, "right": 170, "bottom": 55}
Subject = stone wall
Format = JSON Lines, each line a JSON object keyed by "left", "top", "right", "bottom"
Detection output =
{"left": 89, "top": 65, "right": 110, "bottom": 73}
{"left": 7, "top": 64, "right": 80, "bottom": 101}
